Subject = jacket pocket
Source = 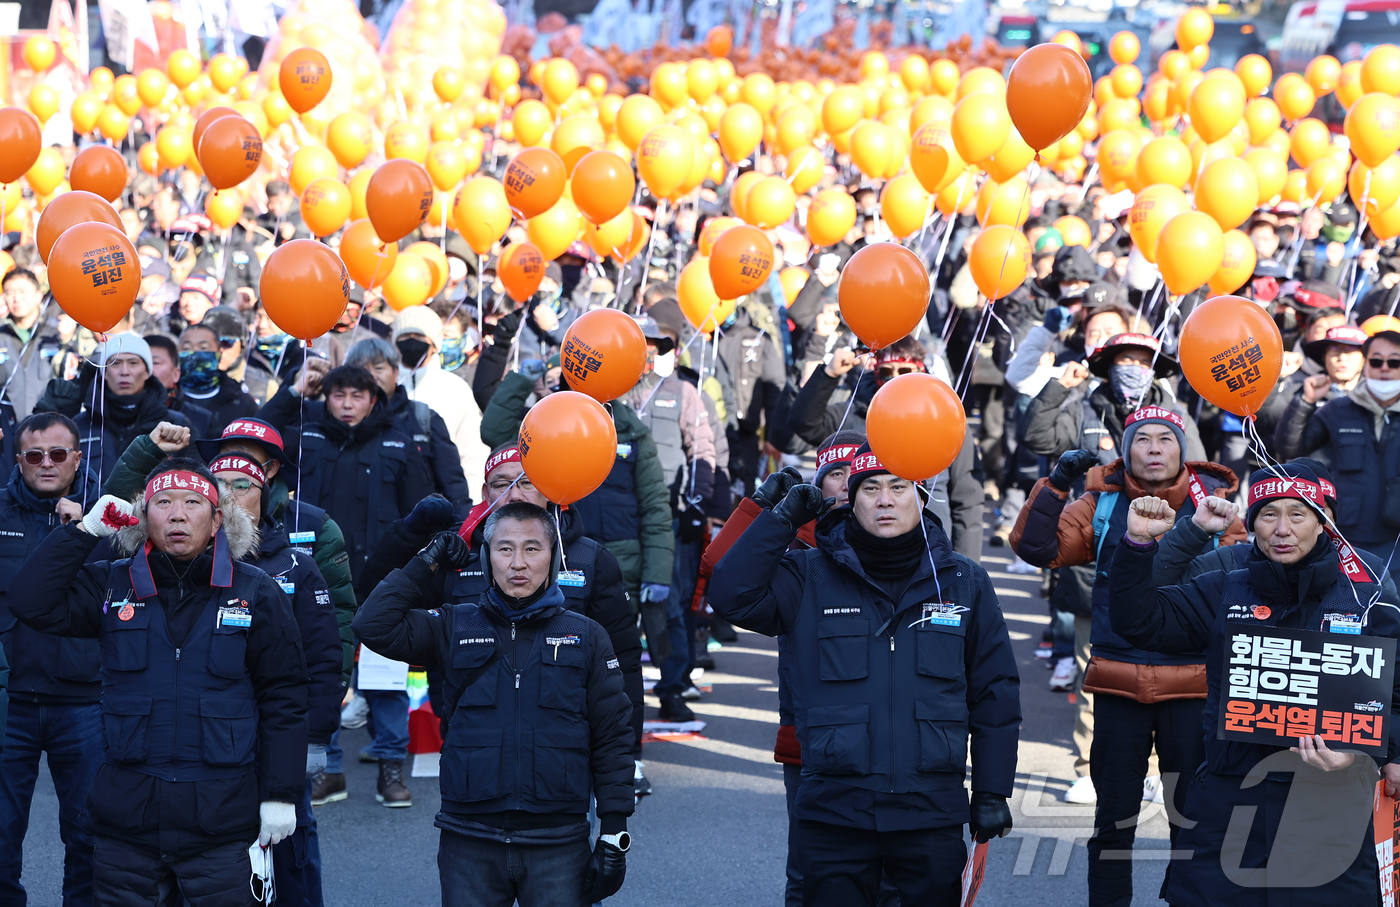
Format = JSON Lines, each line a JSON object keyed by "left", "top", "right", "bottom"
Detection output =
{"left": 444, "top": 726, "right": 504, "bottom": 802}
{"left": 451, "top": 644, "right": 498, "bottom": 708}
{"left": 55, "top": 637, "right": 100, "bottom": 684}
{"left": 916, "top": 623, "right": 967, "bottom": 680}
{"left": 534, "top": 722, "right": 592, "bottom": 802}
{"left": 200, "top": 696, "right": 259, "bottom": 766}
{"left": 804, "top": 703, "right": 870, "bottom": 775}
{"left": 101, "top": 693, "right": 152, "bottom": 764}
{"left": 539, "top": 644, "right": 586, "bottom": 712}
{"left": 1334, "top": 431, "right": 1367, "bottom": 472}
{"left": 208, "top": 626, "right": 249, "bottom": 680}
{"left": 817, "top": 619, "right": 869, "bottom": 682}
{"left": 915, "top": 699, "right": 969, "bottom": 773}
{"left": 103, "top": 615, "right": 149, "bottom": 671}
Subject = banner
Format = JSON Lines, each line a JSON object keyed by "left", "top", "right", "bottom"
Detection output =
{"left": 1376, "top": 782, "right": 1400, "bottom": 907}
{"left": 96, "top": 0, "right": 159, "bottom": 70}
{"left": 1219, "top": 626, "right": 1395, "bottom": 757}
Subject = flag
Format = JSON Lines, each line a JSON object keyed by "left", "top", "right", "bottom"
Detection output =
{"left": 97, "top": 0, "right": 159, "bottom": 70}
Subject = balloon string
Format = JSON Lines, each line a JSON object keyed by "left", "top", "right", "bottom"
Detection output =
{"left": 915, "top": 507, "right": 945, "bottom": 610}
{"left": 953, "top": 305, "right": 995, "bottom": 401}
{"left": 1076, "top": 162, "right": 1099, "bottom": 208}
{"left": 635, "top": 315, "right": 714, "bottom": 417}
{"left": 1344, "top": 170, "right": 1374, "bottom": 317}
{"left": 1135, "top": 276, "right": 1163, "bottom": 330}
{"left": 0, "top": 297, "right": 52, "bottom": 406}
{"left": 295, "top": 339, "right": 306, "bottom": 538}
{"left": 632, "top": 198, "right": 668, "bottom": 313}
{"left": 82, "top": 364, "right": 102, "bottom": 511}
{"left": 834, "top": 359, "right": 866, "bottom": 435}
{"left": 954, "top": 176, "right": 1029, "bottom": 399}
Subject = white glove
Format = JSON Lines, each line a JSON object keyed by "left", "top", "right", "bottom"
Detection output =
{"left": 258, "top": 801, "right": 297, "bottom": 847}
{"left": 81, "top": 495, "right": 137, "bottom": 537}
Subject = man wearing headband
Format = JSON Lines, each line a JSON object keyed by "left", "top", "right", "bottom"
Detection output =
{"left": 354, "top": 501, "right": 636, "bottom": 907}
{"left": 210, "top": 452, "right": 341, "bottom": 906}
{"left": 8, "top": 459, "right": 309, "bottom": 906}
{"left": 710, "top": 443, "right": 1020, "bottom": 906}
{"left": 355, "top": 441, "right": 645, "bottom": 799}
{"left": 1011, "top": 406, "right": 1245, "bottom": 902}
{"left": 1276, "top": 329, "right": 1400, "bottom": 583}
{"left": 1109, "top": 461, "right": 1400, "bottom": 904}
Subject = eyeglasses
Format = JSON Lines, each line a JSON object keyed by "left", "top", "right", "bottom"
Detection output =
{"left": 225, "top": 479, "right": 261, "bottom": 494}
{"left": 219, "top": 336, "right": 241, "bottom": 350}
{"left": 19, "top": 448, "right": 73, "bottom": 465}
{"left": 1369, "top": 358, "right": 1400, "bottom": 370}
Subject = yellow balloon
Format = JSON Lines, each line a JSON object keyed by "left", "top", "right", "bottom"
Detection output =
{"left": 718, "top": 103, "right": 763, "bottom": 163}
{"left": 880, "top": 174, "right": 931, "bottom": 239}
{"left": 527, "top": 196, "right": 582, "bottom": 260}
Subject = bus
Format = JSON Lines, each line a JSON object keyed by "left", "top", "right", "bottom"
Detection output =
{"left": 1280, "top": 0, "right": 1400, "bottom": 73}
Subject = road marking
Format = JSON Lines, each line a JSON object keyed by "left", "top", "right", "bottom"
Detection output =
{"left": 711, "top": 646, "right": 779, "bottom": 658}
{"left": 652, "top": 734, "right": 779, "bottom": 766}
{"left": 689, "top": 702, "right": 781, "bottom": 723}
{"left": 995, "top": 587, "right": 1033, "bottom": 598}
{"left": 983, "top": 555, "right": 1012, "bottom": 564}
{"left": 988, "top": 570, "right": 1042, "bottom": 581}
{"left": 1001, "top": 611, "right": 1051, "bottom": 624}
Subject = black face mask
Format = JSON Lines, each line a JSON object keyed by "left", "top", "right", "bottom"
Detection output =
{"left": 396, "top": 338, "right": 431, "bottom": 370}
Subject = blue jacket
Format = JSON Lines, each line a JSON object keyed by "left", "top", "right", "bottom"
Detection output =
{"left": 709, "top": 508, "right": 1021, "bottom": 830}
{"left": 0, "top": 466, "right": 101, "bottom": 701}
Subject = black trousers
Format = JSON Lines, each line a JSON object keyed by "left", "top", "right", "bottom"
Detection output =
{"left": 93, "top": 836, "right": 254, "bottom": 907}
{"left": 1087, "top": 693, "right": 1205, "bottom": 907}
{"left": 793, "top": 819, "right": 965, "bottom": 907}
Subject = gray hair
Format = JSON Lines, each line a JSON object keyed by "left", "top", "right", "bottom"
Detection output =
{"left": 482, "top": 501, "right": 557, "bottom": 552}
{"left": 346, "top": 336, "right": 400, "bottom": 370}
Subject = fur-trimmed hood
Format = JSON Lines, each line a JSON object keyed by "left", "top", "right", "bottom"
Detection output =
{"left": 110, "top": 486, "right": 260, "bottom": 560}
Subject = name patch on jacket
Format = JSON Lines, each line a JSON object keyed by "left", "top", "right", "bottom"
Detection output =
{"left": 218, "top": 602, "right": 252, "bottom": 629}
{"left": 547, "top": 634, "right": 580, "bottom": 660}
{"left": 459, "top": 636, "right": 495, "bottom": 645}
{"left": 1226, "top": 602, "right": 1272, "bottom": 622}
{"left": 289, "top": 531, "right": 316, "bottom": 547}
{"left": 382, "top": 440, "right": 405, "bottom": 448}
{"left": 822, "top": 607, "right": 861, "bottom": 615}
{"left": 917, "top": 602, "right": 967, "bottom": 627}
{"left": 557, "top": 570, "right": 585, "bottom": 587}
{"left": 654, "top": 399, "right": 677, "bottom": 408}
{"left": 0, "top": 530, "right": 24, "bottom": 538}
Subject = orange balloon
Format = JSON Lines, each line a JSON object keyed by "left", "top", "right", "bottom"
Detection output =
{"left": 1195, "top": 157, "right": 1259, "bottom": 231}
{"left": 279, "top": 48, "right": 332, "bottom": 114}
{"left": 807, "top": 188, "right": 856, "bottom": 247}
{"left": 636, "top": 126, "right": 693, "bottom": 200}
{"left": 1280, "top": 168, "right": 1309, "bottom": 204}
{"left": 167, "top": 49, "right": 199, "bottom": 88}
{"left": 208, "top": 53, "right": 241, "bottom": 94}
{"left": 136, "top": 68, "right": 169, "bottom": 108}
{"left": 288, "top": 144, "right": 337, "bottom": 197}
{"left": 364, "top": 160, "right": 433, "bottom": 244}
{"left": 550, "top": 114, "right": 604, "bottom": 173}
{"left": 384, "top": 122, "right": 428, "bottom": 164}
{"left": 1208, "top": 230, "right": 1257, "bottom": 296}
{"left": 338, "top": 219, "right": 397, "bottom": 289}
{"left": 454, "top": 178, "right": 511, "bottom": 256}
{"left": 111, "top": 76, "right": 140, "bottom": 116}
{"left": 259, "top": 240, "right": 350, "bottom": 341}
{"left": 300, "top": 178, "right": 352, "bottom": 237}
{"left": 718, "top": 103, "right": 763, "bottom": 162}
{"left": 0, "top": 108, "right": 42, "bottom": 184}
{"left": 1243, "top": 148, "right": 1287, "bottom": 203}
{"left": 910, "top": 121, "right": 964, "bottom": 193}
{"left": 838, "top": 243, "right": 930, "bottom": 350}
{"left": 1350, "top": 157, "right": 1400, "bottom": 217}
{"left": 527, "top": 197, "right": 581, "bottom": 261}
{"left": 822, "top": 86, "right": 865, "bottom": 135}
{"left": 1178, "top": 295, "right": 1283, "bottom": 416}
{"left": 1289, "top": 117, "right": 1331, "bottom": 167}
{"left": 500, "top": 241, "right": 546, "bottom": 302}
{"left": 24, "top": 147, "right": 62, "bottom": 197}
{"left": 851, "top": 121, "right": 894, "bottom": 178}
{"left": 1345, "top": 92, "right": 1400, "bottom": 168}
{"left": 1176, "top": 8, "right": 1214, "bottom": 49}
{"left": 984, "top": 128, "right": 1034, "bottom": 183}
{"left": 1244, "top": 97, "right": 1281, "bottom": 145}
{"left": 744, "top": 176, "right": 796, "bottom": 229}
{"left": 327, "top": 113, "right": 373, "bottom": 168}
{"left": 47, "top": 223, "right": 138, "bottom": 333}
{"left": 1362, "top": 45, "right": 1400, "bottom": 95}
{"left": 777, "top": 106, "right": 819, "bottom": 154}
{"left": 677, "top": 256, "right": 735, "bottom": 333}
{"left": 511, "top": 100, "right": 552, "bottom": 148}
{"left": 1306, "top": 156, "right": 1346, "bottom": 204}
{"left": 191, "top": 106, "right": 236, "bottom": 151}
{"left": 1157, "top": 212, "right": 1224, "bottom": 296}
{"left": 35, "top": 190, "right": 122, "bottom": 264}
{"left": 1110, "top": 31, "right": 1140, "bottom": 65}
{"left": 198, "top": 116, "right": 261, "bottom": 191}
{"left": 1188, "top": 75, "right": 1245, "bottom": 143}
{"left": 881, "top": 175, "right": 932, "bottom": 239}
{"left": 434, "top": 66, "right": 465, "bottom": 103}
{"left": 28, "top": 84, "right": 58, "bottom": 125}
{"left": 583, "top": 209, "right": 635, "bottom": 260}
{"left": 1307, "top": 55, "right": 1341, "bottom": 95}
{"left": 1005, "top": 43, "right": 1093, "bottom": 151}
{"left": 69, "top": 144, "right": 126, "bottom": 202}
{"left": 1236, "top": 54, "right": 1272, "bottom": 98}
{"left": 559, "top": 309, "right": 648, "bottom": 403}
{"left": 706, "top": 25, "right": 733, "bottom": 57}
{"left": 23, "top": 36, "right": 55, "bottom": 72}
{"left": 504, "top": 147, "right": 567, "bottom": 220}
{"left": 137, "top": 141, "right": 160, "bottom": 177}
{"left": 571, "top": 151, "right": 635, "bottom": 225}
{"left": 205, "top": 190, "right": 242, "bottom": 231}
{"left": 951, "top": 92, "right": 1010, "bottom": 164}
{"left": 518, "top": 391, "right": 618, "bottom": 505}
{"left": 729, "top": 170, "right": 763, "bottom": 220}
{"left": 1337, "top": 60, "right": 1366, "bottom": 109}
{"left": 1275, "top": 73, "right": 1316, "bottom": 121}
{"left": 780, "top": 267, "right": 809, "bottom": 304}
{"left": 975, "top": 176, "right": 1030, "bottom": 227}
{"left": 616, "top": 95, "right": 665, "bottom": 150}
{"left": 1053, "top": 215, "right": 1092, "bottom": 247}
{"left": 1136, "top": 136, "right": 1192, "bottom": 189}
{"left": 865, "top": 373, "right": 967, "bottom": 480}
{"left": 969, "top": 224, "right": 1030, "bottom": 300}
{"left": 785, "top": 145, "right": 824, "bottom": 195}
{"left": 426, "top": 141, "right": 468, "bottom": 192}
{"left": 95, "top": 105, "right": 129, "bottom": 143}
{"left": 382, "top": 254, "right": 434, "bottom": 311}
{"left": 708, "top": 225, "right": 774, "bottom": 300}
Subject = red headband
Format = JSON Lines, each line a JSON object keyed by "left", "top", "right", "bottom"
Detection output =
{"left": 485, "top": 446, "right": 522, "bottom": 478}
{"left": 145, "top": 471, "right": 219, "bottom": 506}
{"left": 221, "top": 419, "right": 284, "bottom": 451}
{"left": 209, "top": 455, "right": 266, "bottom": 486}
{"left": 848, "top": 451, "right": 885, "bottom": 482}
{"left": 1125, "top": 405, "right": 1186, "bottom": 432}
{"left": 1248, "top": 476, "right": 1325, "bottom": 509}
{"left": 817, "top": 443, "right": 860, "bottom": 471}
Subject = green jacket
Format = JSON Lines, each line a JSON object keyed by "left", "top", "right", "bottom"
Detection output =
{"left": 102, "top": 433, "right": 359, "bottom": 686}
{"left": 479, "top": 372, "right": 675, "bottom": 588}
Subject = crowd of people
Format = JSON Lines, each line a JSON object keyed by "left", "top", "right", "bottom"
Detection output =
{"left": 9, "top": 28, "right": 1400, "bottom": 907}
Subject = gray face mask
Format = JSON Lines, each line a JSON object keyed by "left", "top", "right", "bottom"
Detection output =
{"left": 1109, "top": 363, "right": 1155, "bottom": 404}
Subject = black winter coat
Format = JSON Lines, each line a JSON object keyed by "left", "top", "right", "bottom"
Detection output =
{"left": 385, "top": 385, "right": 472, "bottom": 515}
{"left": 35, "top": 376, "right": 195, "bottom": 483}
{"left": 172, "top": 376, "right": 259, "bottom": 441}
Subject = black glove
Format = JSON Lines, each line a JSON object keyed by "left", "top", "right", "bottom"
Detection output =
{"left": 403, "top": 495, "right": 455, "bottom": 535}
{"left": 416, "top": 530, "right": 470, "bottom": 572}
{"left": 678, "top": 498, "right": 707, "bottom": 544}
{"left": 969, "top": 792, "right": 1012, "bottom": 843}
{"left": 491, "top": 309, "right": 524, "bottom": 346}
{"left": 1042, "top": 305, "right": 1075, "bottom": 334}
{"left": 1049, "top": 449, "right": 1098, "bottom": 492}
{"left": 752, "top": 466, "right": 803, "bottom": 511}
{"left": 771, "top": 484, "right": 833, "bottom": 531}
{"left": 582, "top": 838, "right": 627, "bottom": 901}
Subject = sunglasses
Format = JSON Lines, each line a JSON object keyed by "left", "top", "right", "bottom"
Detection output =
{"left": 877, "top": 364, "right": 922, "bottom": 379}
{"left": 19, "top": 447, "right": 73, "bottom": 465}
{"left": 219, "top": 336, "right": 241, "bottom": 350}
{"left": 1369, "top": 358, "right": 1400, "bottom": 370}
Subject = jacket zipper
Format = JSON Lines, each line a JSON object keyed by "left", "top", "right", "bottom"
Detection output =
{"left": 512, "top": 621, "right": 520, "bottom": 808}
{"left": 173, "top": 646, "right": 181, "bottom": 782}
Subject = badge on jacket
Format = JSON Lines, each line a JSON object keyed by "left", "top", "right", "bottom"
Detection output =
{"left": 1325, "top": 612, "right": 1363, "bottom": 635}
{"left": 218, "top": 602, "right": 252, "bottom": 629}
{"left": 914, "top": 602, "right": 967, "bottom": 628}
{"left": 557, "top": 570, "right": 585, "bottom": 587}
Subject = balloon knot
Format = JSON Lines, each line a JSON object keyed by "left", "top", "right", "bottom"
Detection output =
{"left": 97, "top": 332, "right": 109, "bottom": 344}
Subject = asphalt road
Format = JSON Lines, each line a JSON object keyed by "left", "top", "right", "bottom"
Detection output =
{"left": 17, "top": 520, "right": 1176, "bottom": 905}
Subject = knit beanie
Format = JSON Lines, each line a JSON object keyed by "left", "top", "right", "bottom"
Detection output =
{"left": 99, "top": 332, "right": 153, "bottom": 374}
{"left": 814, "top": 430, "right": 866, "bottom": 488}
{"left": 1121, "top": 406, "right": 1187, "bottom": 477}
{"left": 1245, "top": 463, "right": 1326, "bottom": 530}
{"left": 1288, "top": 457, "right": 1337, "bottom": 510}
{"left": 846, "top": 442, "right": 891, "bottom": 500}
{"left": 392, "top": 305, "right": 445, "bottom": 348}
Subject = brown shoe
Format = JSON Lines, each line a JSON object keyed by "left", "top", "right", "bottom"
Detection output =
{"left": 311, "top": 772, "right": 346, "bottom": 806}
{"left": 376, "top": 760, "right": 412, "bottom": 808}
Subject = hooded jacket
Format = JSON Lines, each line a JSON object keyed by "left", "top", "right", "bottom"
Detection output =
{"left": 8, "top": 488, "right": 307, "bottom": 857}
{"left": 1274, "top": 383, "right": 1400, "bottom": 547}
{"left": 1021, "top": 378, "right": 1206, "bottom": 463}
